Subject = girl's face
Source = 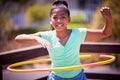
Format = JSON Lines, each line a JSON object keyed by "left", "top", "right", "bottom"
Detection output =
{"left": 50, "top": 8, "right": 70, "bottom": 31}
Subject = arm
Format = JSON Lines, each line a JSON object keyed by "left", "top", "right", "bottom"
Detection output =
{"left": 15, "top": 32, "right": 52, "bottom": 49}
{"left": 15, "top": 32, "right": 41, "bottom": 44}
{"left": 85, "top": 7, "right": 112, "bottom": 41}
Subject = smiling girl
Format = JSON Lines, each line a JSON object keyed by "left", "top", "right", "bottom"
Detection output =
{"left": 15, "top": 0, "right": 112, "bottom": 80}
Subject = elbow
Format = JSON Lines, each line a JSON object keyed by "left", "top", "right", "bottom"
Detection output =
{"left": 103, "top": 31, "right": 112, "bottom": 38}
{"left": 15, "top": 35, "right": 21, "bottom": 41}
{"left": 15, "top": 34, "right": 25, "bottom": 42}
{"left": 15, "top": 36, "right": 19, "bottom": 41}
{"left": 15, "top": 36, "right": 21, "bottom": 42}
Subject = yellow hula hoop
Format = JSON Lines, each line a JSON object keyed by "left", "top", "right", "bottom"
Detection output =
{"left": 7, "top": 54, "right": 115, "bottom": 72}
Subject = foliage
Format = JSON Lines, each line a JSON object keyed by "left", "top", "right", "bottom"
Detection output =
{"left": 26, "top": 4, "right": 50, "bottom": 25}
{"left": 91, "top": 0, "right": 120, "bottom": 68}
{"left": 92, "top": 0, "right": 120, "bottom": 39}
{"left": 68, "top": 23, "right": 91, "bottom": 29}
{"left": 70, "top": 11, "right": 87, "bottom": 24}
{"left": 0, "top": 0, "right": 31, "bottom": 47}
{"left": 9, "top": 28, "right": 39, "bottom": 39}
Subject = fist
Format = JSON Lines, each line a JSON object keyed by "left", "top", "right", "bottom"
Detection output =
{"left": 100, "top": 7, "right": 112, "bottom": 20}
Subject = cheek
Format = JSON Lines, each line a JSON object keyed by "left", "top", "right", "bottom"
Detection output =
{"left": 50, "top": 18, "right": 54, "bottom": 24}
{"left": 50, "top": 20, "right": 56, "bottom": 28}
{"left": 50, "top": 20, "right": 55, "bottom": 25}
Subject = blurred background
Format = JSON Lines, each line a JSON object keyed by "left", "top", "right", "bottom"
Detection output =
{"left": 1, "top": 0, "right": 120, "bottom": 80}
{"left": 0, "top": 0, "right": 120, "bottom": 52}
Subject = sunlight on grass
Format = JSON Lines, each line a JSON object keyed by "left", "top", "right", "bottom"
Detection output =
{"left": 68, "top": 23, "right": 92, "bottom": 29}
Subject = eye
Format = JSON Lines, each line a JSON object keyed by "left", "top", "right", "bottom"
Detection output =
{"left": 61, "top": 16, "right": 66, "bottom": 19}
{"left": 53, "top": 17, "right": 57, "bottom": 19}
{"left": 53, "top": 16, "right": 57, "bottom": 20}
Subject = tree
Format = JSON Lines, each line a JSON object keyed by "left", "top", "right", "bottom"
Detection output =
{"left": 26, "top": 4, "right": 50, "bottom": 26}
{"left": 0, "top": 0, "right": 30, "bottom": 50}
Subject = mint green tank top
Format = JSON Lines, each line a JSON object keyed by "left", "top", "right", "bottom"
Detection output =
{"left": 40, "top": 28, "right": 87, "bottom": 78}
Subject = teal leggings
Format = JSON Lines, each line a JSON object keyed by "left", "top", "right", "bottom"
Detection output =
{"left": 47, "top": 69, "right": 87, "bottom": 80}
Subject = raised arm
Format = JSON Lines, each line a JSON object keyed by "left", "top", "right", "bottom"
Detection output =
{"left": 85, "top": 7, "right": 112, "bottom": 41}
{"left": 15, "top": 32, "right": 52, "bottom": 49}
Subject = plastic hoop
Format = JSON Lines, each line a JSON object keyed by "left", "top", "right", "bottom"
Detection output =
{"left": 7, "top": 54, "right": 115, "bottom": 72}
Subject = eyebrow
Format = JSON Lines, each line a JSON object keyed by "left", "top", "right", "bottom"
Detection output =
{"left": 53, "top": 13, "right": 67, "bottom": 16}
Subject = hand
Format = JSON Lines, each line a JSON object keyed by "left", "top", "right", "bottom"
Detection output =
{"left": 35, "top": 37, "right": 52, "bottom": 50}
{"left": 100, "top": 7, "right": 112, "bottom": 20}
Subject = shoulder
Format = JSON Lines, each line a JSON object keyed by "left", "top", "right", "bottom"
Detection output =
{"left": 72, "top": 28, "right": 87, "bottom": 38}
{"left": 72, "top": 28, "right": 87, "bottom": 33}
{"left": 39, "top": 30, "right": 55, "bottom": 40}
{"left": 40, "top": 30, "right": 54, "bottom": 34}
{"left": 71, "top": 28, "right": 87, "bottom": 43}
{"left": 32, "top": 30, "right": 54, "bottom": 37}
{"left": 40, "top": 30, "right": 55, "bottom": 36}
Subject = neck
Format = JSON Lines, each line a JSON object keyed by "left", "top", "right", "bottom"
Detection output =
{"left": 56, "top": 29, "right": 69, "bottom": 39}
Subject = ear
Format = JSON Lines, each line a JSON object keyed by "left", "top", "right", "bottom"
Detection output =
{"left": 49, "top": 17, "right": 52, "bottom": 25}
{"left": 50, "top": 21, "right": 52, "bottom": 25}
{"left": 68, "top": 17, "right": 71, "bottom": 23}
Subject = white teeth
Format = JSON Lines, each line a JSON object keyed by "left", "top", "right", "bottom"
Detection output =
{"left": 58, "top": 24, "right": 62, "bottom": 27}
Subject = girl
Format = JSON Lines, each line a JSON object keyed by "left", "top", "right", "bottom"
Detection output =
{"left": 15, "top": 0, "right": 112, "bottom": 80}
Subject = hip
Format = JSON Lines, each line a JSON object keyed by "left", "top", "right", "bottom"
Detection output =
{"left": 47, "top": 69, "right": 87, "bottom": 80}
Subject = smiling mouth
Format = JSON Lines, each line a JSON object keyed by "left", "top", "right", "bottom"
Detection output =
{"left": 58, "top": 24, "right": 62, "bottom": 27}
{"left": 54, "top": 24, "right": 65, "bottom": 30}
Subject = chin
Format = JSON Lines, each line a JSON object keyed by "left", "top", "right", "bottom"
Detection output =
{"left": 56, "top": 28, "right": 66, "bottom": 31}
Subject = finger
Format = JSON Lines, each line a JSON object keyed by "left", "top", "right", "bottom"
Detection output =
{"left": 38, "top": 39, "right": 48, "bottom": 49}
{"left": 100, "top": 7, "right": 111, "bottom": 15}
{"left": 37, "top": 38, "right": 52, "bottom": 49}
{"left": 46, "top": 44, "right": 52, "bottom": 50}
{"left": 41, "top": 42, "right": 47, "bottom": 48}
{"left": 43, "top": 40, "right": 52, "bottom": 49}
{"left": 102, "top": 7, "right": 110, "bottom": 12}
{"left": 104, "top": 6, "right": 109, "bottom": 9}
{"left": 47, "top": 42, "right": 52, "bottom": 49}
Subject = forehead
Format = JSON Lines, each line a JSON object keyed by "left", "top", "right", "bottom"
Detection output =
{"left": 51, "top": 8, "right": 68, "bottom": 16}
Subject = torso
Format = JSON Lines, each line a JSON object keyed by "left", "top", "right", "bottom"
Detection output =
{"left": 40, "top": 28, "right": 87, "bottom": 78}
{"left": 56, "top": 29, "right": 72, "bottom": 46}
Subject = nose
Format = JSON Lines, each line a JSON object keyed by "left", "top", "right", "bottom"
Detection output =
{"left": 57, "top": 19, "right": 61, "bottom": 23}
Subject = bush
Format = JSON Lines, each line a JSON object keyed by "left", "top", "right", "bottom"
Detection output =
{"left": 92, "top": 0, "right": 120, "bottom": 39}
{"left": 70, "top": 10, "right": 87, "bottom": 24}
{"left": 26, "top": 4, "right": 50, "bottom": 25}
